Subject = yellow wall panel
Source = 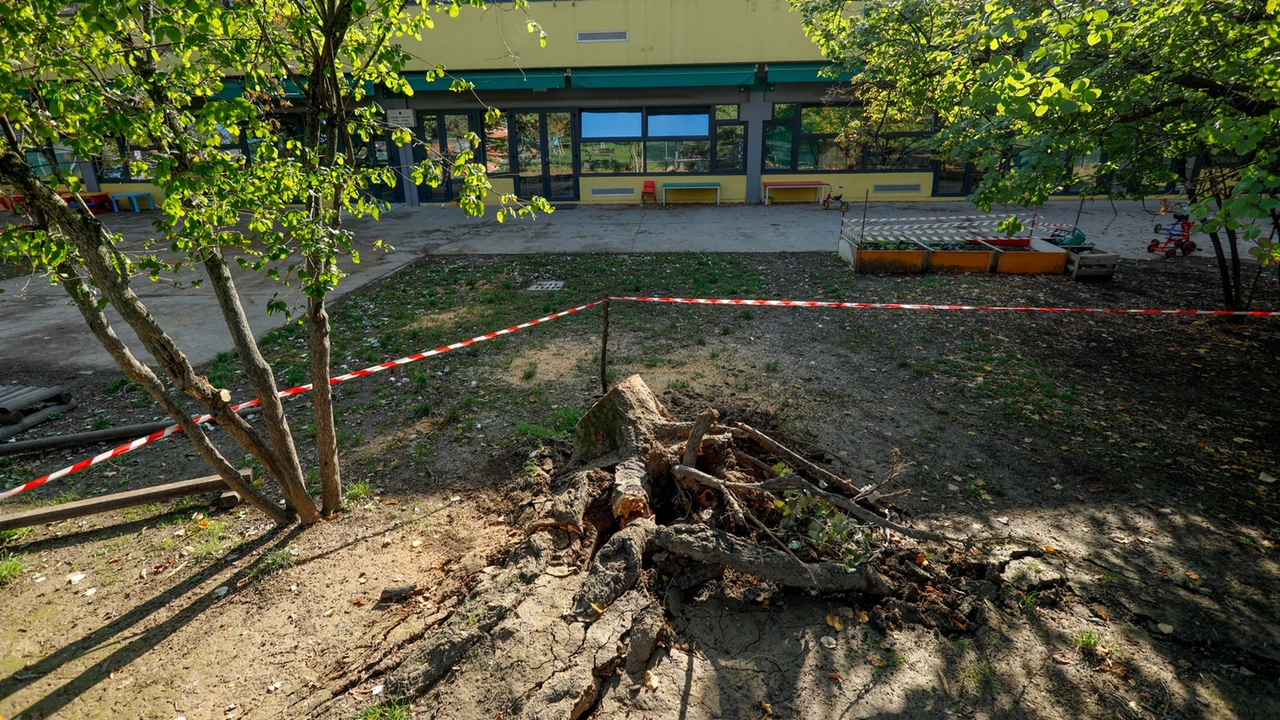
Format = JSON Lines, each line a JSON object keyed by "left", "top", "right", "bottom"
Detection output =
{"left": 760, "top": 172, "right": 934, "bottom": 203}
{"left": 402, "top": 0, "right": 823, "bottom": 72}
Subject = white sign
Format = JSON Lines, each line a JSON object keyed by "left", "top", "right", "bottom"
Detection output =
{"left": 387, "top": 109, "right": 415, "bottom": 128}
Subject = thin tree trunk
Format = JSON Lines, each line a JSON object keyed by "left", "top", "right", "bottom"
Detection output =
{"left": 56, "top": 264, "right": 290, "bottom": 524}
{"left": 202, "top": 249, "right": 317, "bottom": 518}
{"left": 0, "top": 148, "right": 320, "bottom": 523}
{"left": 309, "top": 287, "right": 341, "bottom": 514}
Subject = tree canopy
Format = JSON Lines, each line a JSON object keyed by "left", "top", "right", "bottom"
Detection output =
{"left": 792, "top": 0, "right": 1280, "bottom": 307}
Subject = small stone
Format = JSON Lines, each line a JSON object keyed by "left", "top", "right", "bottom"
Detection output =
{"left": 1157, "top": 623, "right": 1174, "bottom": 635}
{"left": 819, "top": 636, "right": 837, "bottom": 649}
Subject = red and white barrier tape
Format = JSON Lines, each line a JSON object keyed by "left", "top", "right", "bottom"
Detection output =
{"left": 2, "top": 300, "right": 601, "bottom": 500}
{"left": 606, "top": 296, "right": 1280, "bottom": 316}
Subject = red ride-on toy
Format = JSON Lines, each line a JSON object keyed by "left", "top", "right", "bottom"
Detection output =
{"left": 1148, "top": 212, "right": 1196, "bottom": 258}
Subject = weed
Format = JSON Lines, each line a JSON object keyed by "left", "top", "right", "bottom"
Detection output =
{"left": 772, "top": 462, "right": 794, "bottom": 477}
{"left": 720, "top": 325, "right": 732, "bottom": 335}
{"left": 964, "top": 485, "right": 982, "bottom": 499}
{"left": 739, "top": 308, "right": 754, "bottom": 320}
{"left": 764, "top": 360, "right": 779, "bottom": 373}
{"left": 345, "top": 481, "right": 375, "bottom": 503}
{"left": 410, "top": 402, "right": 433, "bottom": 420}
{"left": 667, "top": 379, "right": 690, "bottom": 391}
{"left": 695, "top": 336, "right": 706, "bottom": 346}
{"left": 1076, "top": 628, "right": 1102, "bottom": 655}
{"left": 1019, "top": 590, "right": 1040, "bottom": 615}
{"left": 410, "top": 368, "right": 432, "bottom": 390}
{"left": 356, "top": 700, "right": 412, "bottom": 720}
{"left": 0, "top": 527, "right": 30, "bottom": 545}
{"left": 0, "top": 553, "right": 24, "bottom": 585}
{"left": 522, "top": 362, "right": 538, "bottom": 381}
{"left": 105, "top": 378, "right": 132, "bottom": 394}
{"left": 708, "top": 348, "right": 721, "bottom": 360}
{"left": 91, "top": 415, "right": 111, "bottom": 431}
{"left": 250, "top": 548, "right": 295, "bottom": 580}
{"left": 960, "top": 661, "right": 997, "bottom": 694}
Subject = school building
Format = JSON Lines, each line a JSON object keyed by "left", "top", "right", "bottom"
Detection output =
{"left": 74, "top": 0, "right": 981, "bottom": 207}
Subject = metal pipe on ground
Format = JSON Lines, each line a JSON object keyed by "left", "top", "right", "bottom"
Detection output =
{"left": 0, "top": 469, "right": 252, "bottom": 532}
{"left": 0, "top": 386, "right": 72, "bottom": 416}
{"left": 0, "top": 402, "right": 78, "bottom": 443}
{"left": 0, "top": 404, "right": 260, "bottom": 455}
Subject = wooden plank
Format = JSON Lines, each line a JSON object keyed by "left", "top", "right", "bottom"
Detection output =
{"left": 0, "top": 469, "right": 252, "bottom": 532}
{"left": 0, "top": 402, "right": 77, "bottom": 442}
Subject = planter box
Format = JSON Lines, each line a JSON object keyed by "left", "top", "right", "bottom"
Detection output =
{"left": 855, "top": 248, "right": 929, "bottom": 273}
{"left": 996, "top": 238, "right": 1068, "bottom": 275}
{"left": 928, "top": 250, "right": 996, "bottom": 273}
{"left": 1066, "top": 249, "right": 1119, "bottom": 281}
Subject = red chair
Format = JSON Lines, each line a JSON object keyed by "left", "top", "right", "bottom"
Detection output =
{"left": 641, "top": 180, "right": 656, "bottom": 205}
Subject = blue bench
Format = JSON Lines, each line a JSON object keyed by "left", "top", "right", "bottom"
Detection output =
{"left": 111, "top": 192, "right": 156, "bottom": 212}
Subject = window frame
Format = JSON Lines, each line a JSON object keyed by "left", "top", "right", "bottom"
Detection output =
{"left": 763, "top": 103, "right": 935, "bottom": 174}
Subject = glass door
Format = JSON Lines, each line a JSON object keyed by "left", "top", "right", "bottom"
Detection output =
{"left": 545, "top": 112, "right": 575, "bottom": 200}
{"left": 414, "top": 112, "right": 478, "bottom": 203}
{"left": 515, "top": 112, "right": 544, "bottom": 199}
{"left": 513, "top": 111, "right": 578, "bottom": 201}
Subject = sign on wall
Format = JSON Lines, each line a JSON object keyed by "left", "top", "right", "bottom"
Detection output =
{"left": 387, "top": 109, "right": 415, "bottom": 128}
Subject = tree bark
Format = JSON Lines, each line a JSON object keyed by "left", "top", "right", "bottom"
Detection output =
{"left": 202, "top": 249, "right": 318, "bottom": 521}
{"left": 56, "top": 264, "right": 289, "bottom": 524}
{"left": 308, "top": 289, "right": 341, "bottom": 514}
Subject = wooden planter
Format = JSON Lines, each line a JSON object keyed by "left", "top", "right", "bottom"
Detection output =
{"left": 855, "top": 248, "right": 930, "bottom": 273}
{"left": 995, "top": 238, "right": 1068, "bottom": 275}
{"left": 928, "top": 250, "right": 996, "bottom": 273}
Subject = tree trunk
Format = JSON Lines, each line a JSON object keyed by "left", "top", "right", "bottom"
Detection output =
{"left": 202, "top": 250, "right": 317, "bottom": 519}
{"left": 56, "top": 264, "right": 289, "bottom": 524}
{"left": 308, "top": 287, "right": 341, "bottom": 514}
{"left": 0, "top": 149, "right": 318, "bottom": 523}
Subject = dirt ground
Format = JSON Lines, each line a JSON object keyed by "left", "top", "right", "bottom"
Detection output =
{"left": 1, "top": 250, "right": 1277, "bottom": 719}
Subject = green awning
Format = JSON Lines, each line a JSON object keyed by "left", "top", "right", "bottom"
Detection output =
{"left": 406, "top": 69, "right": 566, "bottom": 92}
{"left": 571, "top": 65, "right": 757, "bottom": 89}
{"left": 212, "top": 78, "right": 373, "bottom": 100}
{"left": 766, "top": 62, "right": 859, "bottom": 84}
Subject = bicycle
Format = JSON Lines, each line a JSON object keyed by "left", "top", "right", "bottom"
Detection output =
{"left": 822, "top": 184, "right": 850, "bottom": 212}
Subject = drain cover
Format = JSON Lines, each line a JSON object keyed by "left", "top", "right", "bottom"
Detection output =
{"left": 526, "top": 281, "right": 565, "bottom": 291}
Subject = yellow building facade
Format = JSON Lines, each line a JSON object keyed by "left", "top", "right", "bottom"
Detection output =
{"left": 75, "top": 0, "right": 966, "bottom": 208}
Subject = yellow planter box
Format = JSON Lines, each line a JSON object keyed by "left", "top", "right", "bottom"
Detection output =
{"left": 995, "top": 239, "right": 1068, "bottom": 275}
{"left": 855, "top": 249, "right": 929, "bottom": 273}
{"left": 929, "top": 250, "right": 995, "bottom": 273}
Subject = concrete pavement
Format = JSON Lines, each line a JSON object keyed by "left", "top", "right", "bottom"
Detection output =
{"left": 0, "top": 198, "right": 1231, "bottom": 373}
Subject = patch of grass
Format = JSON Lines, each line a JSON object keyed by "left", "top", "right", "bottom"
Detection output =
{"left": 409, "top": 402, "right": 433, "bottom": 420}
{"left": 764, "top": 360, "right": 779, "bottom": 373}
{"left": 0, "top": 553, "right": 26, "bottom": 586}
{"left": 667, "top": 379, "right": 690, "bottom": 391}
{"left": 0, "top": 527, "right": 31, "bottom": 546}
{"left": 345, "top": 481, "right": 374, "bottom": 503}
{"left": 522, "top": 362, "right": 538, "bottom": 381}
{"left": 105, "top": 377, "right": 132, "bottom": 394}
{"left": 960, "top": 661, "right": 997, "bottom": 694}
{"left": 1076, "top": 628, "right": 1102, "bottom": 655}
{"left": 1019, "top": 590, "right": 1040, "bottom": 616}
{"left": 250, "top": 548, "right": 295, "bottom": 581}
{"left": 355, "top": 700, "right": 412, "bottom": 720}
{"left": 91, "top": 415, "right": 111, "bottom": 431}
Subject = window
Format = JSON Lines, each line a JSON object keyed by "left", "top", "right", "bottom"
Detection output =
{"left": 578, "top": 106, "right": 744, "bottom": 175}
{"left": 582, "top": 141, "right": 642, "bottom": 174}
{"left": 645, "top": 140, "right": 710, "bottom": 173}
{"left": 93, "top": 138, "right": 157, "bottom": 183}
{"left": 647, "top": 111, "right": 709, "bottom": 137}
{"left": 765, "top": 103, "right": 933, "bottom": 172}
{"left": 581, "top": 111, "right": 642, "bottom": 139}
{"left": 715, "top": 125, "right": 745, "bottom": 171}
{"left": 484, "top": 112, "right": 510, "bottom": 174}
{"left": 764, "top": 124, "right": 793, "bottom": 170}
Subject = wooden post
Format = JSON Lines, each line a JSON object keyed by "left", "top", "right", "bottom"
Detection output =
{"left": 600, "top": 297, "right": 611, "bottom": 395}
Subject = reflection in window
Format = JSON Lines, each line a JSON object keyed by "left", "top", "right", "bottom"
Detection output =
{"left": 798, "top": 137, "right": 861, "bottom": 171}
{"left": 715, "top": 105, "right": 739, "bottom": 120}
{"left": 485, "top": 113, "right": 510, "bottom": 174}
{"left": 801, "top": 106, "right": 851, "bottom": 134}
{"left": 773, "top": 103, "right": 797, "bottom": 120}
{"left": 764, "top": 124, "right": 793, "bottom": 169}
{"left": 715, "top": 125, "right": 744, "bottom": 171}
{"left": 865, "top": 136, "right": 932, "bottom": 170}
{"left": 645, "top": 140, "right": 711, "bottom": 173}
{"left": 581, "top": 111, "right": 642, "bottom": 138}
{"left": 97, "top": 138, "right": 128, "bottom": 181}
{"left": 581, "top": 141, "right": 642, "bottom": 174}
{"left": 647, "top": 112, "right": 709, "bottom": 137}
